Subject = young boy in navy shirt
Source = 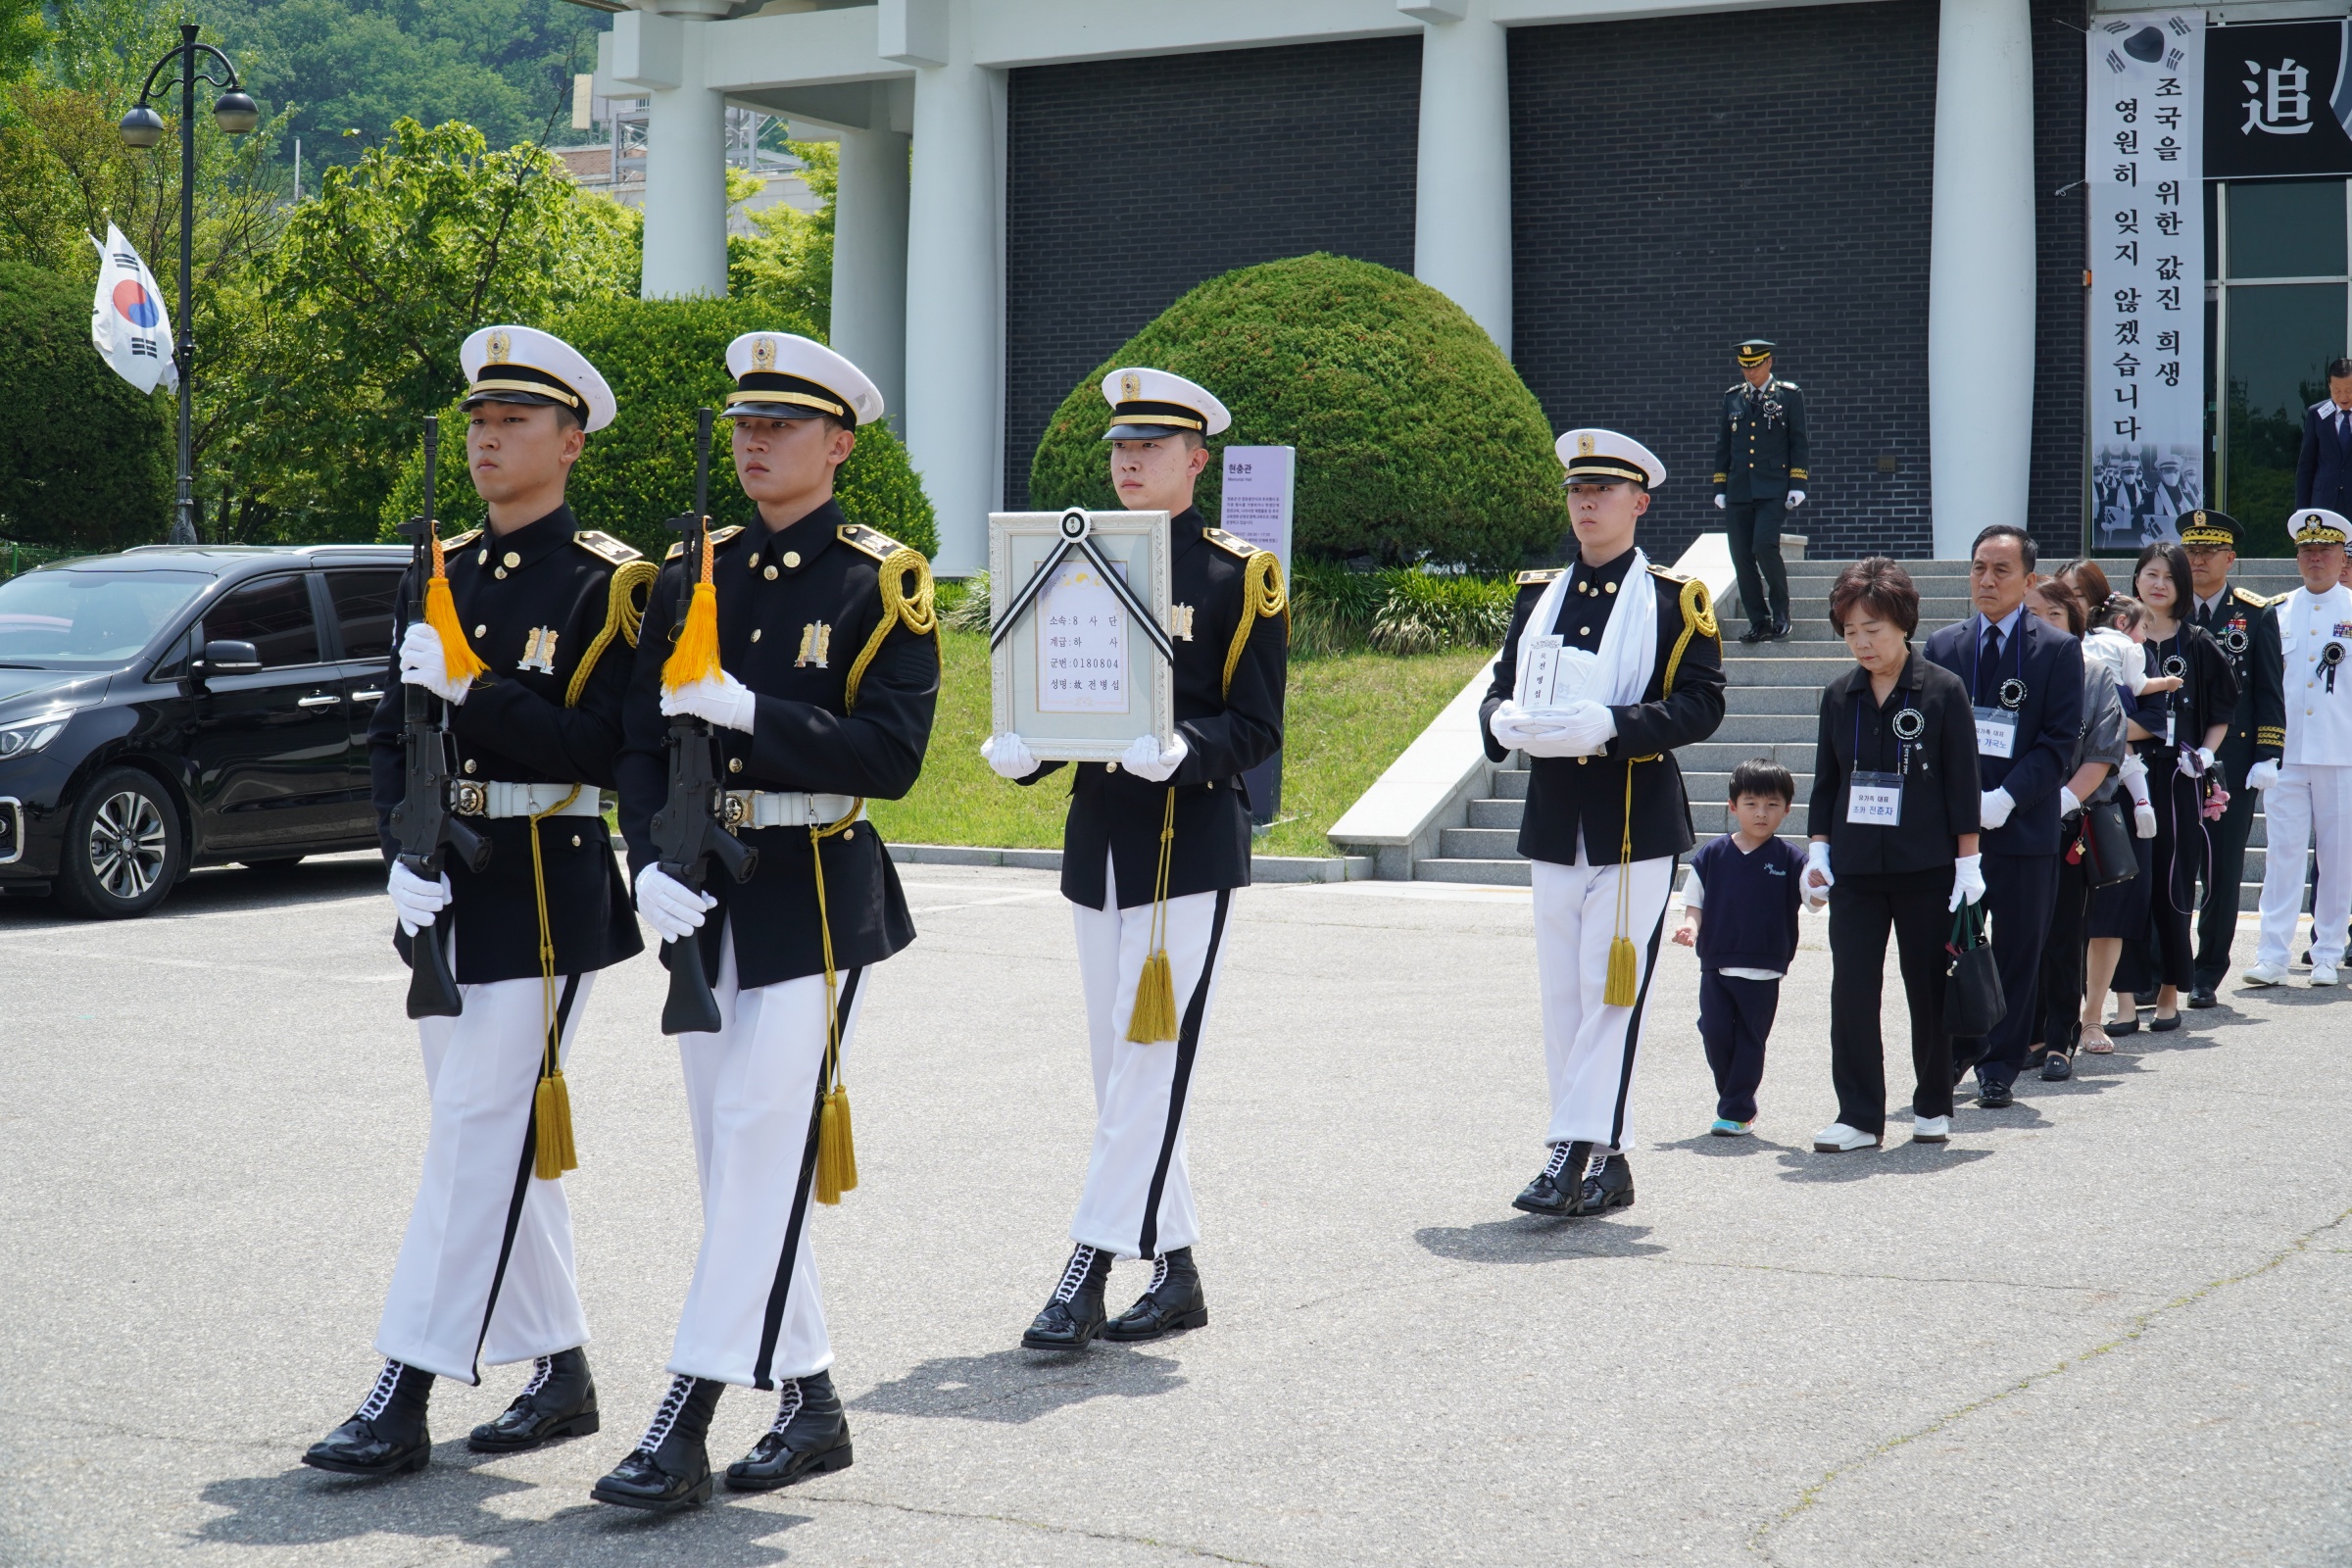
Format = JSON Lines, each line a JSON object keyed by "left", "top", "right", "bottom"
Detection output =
{"left": 1671, "top": 760, "right": 1805, "bottom": 1136}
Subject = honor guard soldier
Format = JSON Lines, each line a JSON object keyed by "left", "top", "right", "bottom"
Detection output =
{"left": 305, "top": 326, "right": 655, "bottom": 1479}
{"left": 981, "top": 368, "right": 1287, "bottom": 1352}
{"left": 2243, "top": 509, "right": 2352, "bottom": 988}
{"left": 1712, "top": 339, "right": 1810, "bottom": 643}
{"left": 1486, "top": 429, "right": 1726, "bottom": 1217}
{"left": 596, "top": 332, "right": 938, "bottom": 1511}
{"left": 2181, "top": 510, "right": 2285, "bottom": 1004}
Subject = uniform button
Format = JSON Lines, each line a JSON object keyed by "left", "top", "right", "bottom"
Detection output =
{"left": 1578, "top": 757, "right": 1588, "bottom": 765}
{"left": 477, "top": 549, "right": 489, "bottom": 566}
{"left": 463, "top": 759, "right": 476, "bottom": 774}
{"left": 473, "top": 624, "right": 487, "bottom": 638}
{"left": 751, "top": 628, "right": 762, "bottom": 642}
{"left": 504, "top": 552, "right": 520, "bottom": 568}
{"left": 783, "top": 551, "right": 801, "bottom": 568}
{"left": 842, "top": 827, "right": 855, "bottom": 841}
{"left": 728, "top": 758, "right": 742, "bottom": 773}
{"left": 764, "top": 565, "right": 778, "bottom": 580}
{"left": 1206, "top": 780, "right": 1214, "bottom": 790}
{"left": 494, "top": 567, "right": 507, "bottom": 579}
{"left": 1605, "top": 582, "right": 1617, "bottom": 594}
{"left": 1581, "top": 626, "right": 1591, "bottom": 635}
{"left": 570, "top": 835, "right": 581, "bottom": 848}
{"left": 748, "top": 553, "right": 760, "bottom": 568}
{"left": 1105, "top": 761, "right": 1119, "bottom": 773}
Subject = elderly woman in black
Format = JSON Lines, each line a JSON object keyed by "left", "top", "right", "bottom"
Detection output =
{"left": 1804, "top": 558, "right": 1984, "bottom": 1153}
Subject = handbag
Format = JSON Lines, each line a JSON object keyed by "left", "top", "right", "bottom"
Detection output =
{"left": 1943, "top": 902, "right": 2007, "bottom": 1038}
{"left": 2078, "top": 799, "right": 2137, "bottom": 889}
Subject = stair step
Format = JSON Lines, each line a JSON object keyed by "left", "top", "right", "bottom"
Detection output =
{"left": 1414, "top": 857, "right": 1533, "bottom": 886}
{"left": 1467, "top": 797, "right": 1523, "bottom": 829}
{"left": 1440, "top": 825, "right": 1524, "bottom": 858}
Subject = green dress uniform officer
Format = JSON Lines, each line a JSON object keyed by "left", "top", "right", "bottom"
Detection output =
{"left": 596, "top": 332, "right": 938, "bottom": 1513}
{"left": 1712, "top": 339, "right": 1810, "bottom": 643}
{"left": 2181, "top": 510, "right": 2286, "bottom": 1004}
{"left": 1486, "top": 429, "right": 1726, "bottom": 1216}
{"left": 307, "top": 325, "right": 655, "bottom": 1480}
{"left": 982, "top": 368, "right": 1288, "bottom": 1353}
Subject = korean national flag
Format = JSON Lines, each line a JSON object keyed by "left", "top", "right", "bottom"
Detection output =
{"left": 88, "top": 222, "right": 176, "bottom": 395}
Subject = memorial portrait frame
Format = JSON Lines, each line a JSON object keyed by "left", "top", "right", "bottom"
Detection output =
{"left": 988, "top": 508, "right": 1177, "bottom": 762}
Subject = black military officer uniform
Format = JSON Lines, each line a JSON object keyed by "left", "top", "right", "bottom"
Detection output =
{"left": 1712, "top": 339, "right": 1811, "bottom": 643}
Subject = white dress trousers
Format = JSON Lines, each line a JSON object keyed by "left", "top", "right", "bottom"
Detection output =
{"left": 667, "top": 924, "right": 868, "bottom": 1391}
{"left": 376, "top": 971, "right": 594, "bottom": 1384}
{"left": 1068, "top": 854, "right": 1233, "bottom": 1259}
{"left": 2255, "top": 763, "right": 2352, "bottom": 971}
{"left": 1531, "top": 848, "right": 1676, "bottom": 1153}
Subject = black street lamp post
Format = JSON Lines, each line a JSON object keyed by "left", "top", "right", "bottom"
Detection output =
{"left": 119, "top": 24, "right": 258, "bottom": 546}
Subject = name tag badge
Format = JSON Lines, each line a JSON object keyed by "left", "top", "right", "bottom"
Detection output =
{"left": 1847, "top": 769, "right": 1904, "bottom": 826}
{"left": 1974, "top": 706, "right": 2018, "bottom": 760}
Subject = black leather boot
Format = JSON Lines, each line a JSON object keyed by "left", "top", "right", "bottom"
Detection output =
{"left": 303, "top": 1359, "right": 435, "bottom": 1478}
{"left": 725, "top": 1370, "right": 853, "bottom": 1491}
{"left": 1571, "top": 1152, "right": 1637, "bottom": 1216}
{"left": 1511, "top": 1140, "right": 1592, "bottom": 1216}
{"left": 1021, "top": 1244, "right": 1110, "bottom": 1349}
{"left": 468, "top": 1347, "right": 600, "bottom": 1452}
{"left": 1103, "top": 1248, "right": 1207, "bottom": 1342}
{"left": 589, "top": 1375, "right": 722, "bottom": 1512}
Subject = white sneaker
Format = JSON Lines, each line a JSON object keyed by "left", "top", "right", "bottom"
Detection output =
{"left": 1913, "top": 1114, "right": 1950, "bottom": 1144}
{"left": 2312, "top": 964, "right": 2340, "bottom": 987}
{"left": 2240, "top": 963, "right": 2287, "bottom": 988}
{"left": 1812, "top": 1121, "right": 1881, "bottom": 1153}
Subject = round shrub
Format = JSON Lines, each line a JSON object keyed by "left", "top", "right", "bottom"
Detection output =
{"left": 1028, "top": 254, "right": 1565, "bottom": 570}
{"left": 380, "top": 295, "right": 936, "bottom": 558}
{"left": 0, "top": 262, "right": 174, "bottom": 551}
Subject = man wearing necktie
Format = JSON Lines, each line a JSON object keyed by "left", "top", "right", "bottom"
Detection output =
{"left": 2294, "top": 358, "right": 2352, "bottom": 515}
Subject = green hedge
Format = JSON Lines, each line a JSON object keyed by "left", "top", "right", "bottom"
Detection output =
{"left": 0, "top": 262, "right": 174, "bottom": 551}
{"left": 1028, "top": 254, "right": 1565, "bottom": 571}
{"left": 381, "top": 296, "right": 936, "bottom": 558}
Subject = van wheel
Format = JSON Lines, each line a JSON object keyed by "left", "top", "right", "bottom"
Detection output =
{"left": 55, "top": 767, "right": 183, "bottom": 919}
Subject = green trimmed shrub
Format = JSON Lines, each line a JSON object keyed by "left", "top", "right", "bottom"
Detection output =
{"left": 0, "top": 262, "right": 174, "bottom": 550}
{"left": 380, "top": 295, "right": 936, "bottom": 559}
{"left": 1028, "top": 254, "right": 1565, "bottom": 570}
{"left": 1288, "top": 558, "right": 1516, "bottom": 658}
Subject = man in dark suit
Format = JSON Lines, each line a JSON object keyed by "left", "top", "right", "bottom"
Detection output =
{"left": 1923, "top": 524, "right": 2084, "bottom": 1107}
{"left": 2293, "top": 357, "right": 2352, "bottom": 514}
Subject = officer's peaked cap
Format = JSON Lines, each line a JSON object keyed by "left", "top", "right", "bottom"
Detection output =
{"left": 1555, "top": 428, "right": 1666, "bottom": 489}
{"left": 2178, "top": 510, "right": 2241, "bottom": 547}
{"left": 723, "top": 332, "right": 883, "bottom": 428}
{"left": 1734, "top": 339, "right": 1776, "bottom": 366}
{"left": 1101, "top": 367, "right": 1231, "bottom": 441}
{"left": 2292, "top": 508, "right": 2350, "bottom": 547}
{"left": 461, "top": 325, "right": 615, "bottom": 432}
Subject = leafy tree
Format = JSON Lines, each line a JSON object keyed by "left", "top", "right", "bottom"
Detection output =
{"left": 729, "top": 139, "right": 835, "bottom": 335}
{"left": 0, "top": 259, "right": 173, "bottom": 549}
{"left": 0, "top": 0, "right": 45, "bottom": 81}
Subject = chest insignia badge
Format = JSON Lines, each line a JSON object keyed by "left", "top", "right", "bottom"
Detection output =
{"left": 1169, "top": 604, "right": 1196, "bottom": 641}
{"left": 517, "top": 626, "right": 559, "bottom": 674}
{"left": 797, "top": 621, "right": 832, "bottom": 668}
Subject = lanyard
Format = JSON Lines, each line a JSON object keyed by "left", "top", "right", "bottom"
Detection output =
{"left": 1969, "top": 612, "right": 2028, "bottom": 705}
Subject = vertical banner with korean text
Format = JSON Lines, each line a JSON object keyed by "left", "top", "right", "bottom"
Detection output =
{"left": 2087, "top": 12, "right": 2205, "bottom": 548}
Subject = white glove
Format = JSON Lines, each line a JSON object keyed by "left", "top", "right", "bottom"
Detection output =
{"left": 397, "top": 621, "right": 472, "bottom": 706}
{"left": 660, "top": 670, "right": 758, "bottom": 734}
{"left": 2179, "top": 745, "right": 2215, "bottom": 779}
{"left": 1713, "top": 494, "right": 1727, "bottom": 512}
{"left": 1121, "top": 730, "right": 1188, "bottom": 782}
{"left": 1803, "top": 841, "right": 1834, "bottom": 908}
{"left": 1489, "top": 699, "right": 1547, "bottom": 753}
{"left": 387, "top": 860, "right": 452, "bottom": 937}
{"left": 2247, "top": 759, "right": 2281, "bottom": 791}
{"left": 2058, "top": 786, "right": 2082, "bottom": 817}
{"left": 982, "top": 732, "right": 1039, "bottom": 780}
{"left": 2133, "top": 801, "right": 2158, "bottom": 838}
{"left": 634, "top": 862, "right": 716, "bottom": 945}
{"left": 1949, "top": 852, "right": 1986, "bottom": 912}
{"left": 1786, "top": 490, "right": 1807, "bottom": 509}
{"left": 1979, "top": 787, "right": 2015, "bottom": 831}
{"left": 1546, "top": 699, "right": 1618, "bottom": 756}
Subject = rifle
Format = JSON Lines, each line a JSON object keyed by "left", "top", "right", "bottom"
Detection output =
{"left": 387, "top": 420, "right": 492, "bottom": 1019}
{"left": 648, "top": 406, "right": 758, "bottom": 1034}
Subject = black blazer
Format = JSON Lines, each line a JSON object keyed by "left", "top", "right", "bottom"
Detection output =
{"left": 2296, "top": 400, "right": 2352, "bottom": 513}
{"left": 1810, "top": 653, "right": 1981, "bottom": 877}
{"left": 1922, "top": 610, "right": 2083, "bottom": 858}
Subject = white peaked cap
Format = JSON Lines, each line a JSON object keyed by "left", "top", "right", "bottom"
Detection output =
{"left": 722, "top": 331, "right": 885, "bottom": 427}
{"left": 461, "top": 325, "right": 615, "bottom": 432}
{"left": 1100, "top": 366, "right": 1232, "bottom": 439}
{"left": 1554, "top": 427, "right": 1667, "bottom": 488}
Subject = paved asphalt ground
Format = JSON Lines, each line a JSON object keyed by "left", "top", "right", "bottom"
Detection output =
{"left": 3, "top": 855, "right": 2348, "bottom": 1567}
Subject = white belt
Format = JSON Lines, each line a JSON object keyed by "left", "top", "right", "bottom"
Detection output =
{"left": 722, "top": 790, "right": 862, "bottom": 830}
{"left": 453, "top": 781, "right": 602, "bottom": 819}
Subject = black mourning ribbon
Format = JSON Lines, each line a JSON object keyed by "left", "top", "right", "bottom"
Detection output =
{"left": 2326, "top": 641, "right": 2343, "bottom": 694}
{"left": 988, "top": 511, "right": 1176, "bottom": 666}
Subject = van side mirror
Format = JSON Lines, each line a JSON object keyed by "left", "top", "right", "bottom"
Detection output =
{"left": 195, "top": 639, "right": 263, "bottom": 675}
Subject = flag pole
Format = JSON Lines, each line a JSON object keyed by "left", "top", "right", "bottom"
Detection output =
{"left": 170, "top": 23, "right": 197, "bottom": 547}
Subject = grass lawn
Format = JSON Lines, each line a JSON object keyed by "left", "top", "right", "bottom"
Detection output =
{"left": 864, "top": 630, "right": 1491, "bottom": 859}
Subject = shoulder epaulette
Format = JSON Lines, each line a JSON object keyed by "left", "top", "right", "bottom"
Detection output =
{"left": 572, "top": 529, "right": 641, "bottom": 565}
{"left": 441, "top": 527, "right": 482, "bottom": 552}
{"left": 1203, "top": 527, "right": 1258, "bottom": 561}
{"left": 1515, "top": 567, "right": 1562, "bottom": 586}
{"left": 2272, "top": 590, "right": 2296, "bottom": 607}
{"left": 2233, "top": 585, "right": 2271, "bottom": 608}
{"left": 663, "top": 524, "right": 743, "bottom": 561}
{"left": 836, "top": 522, "right": 906, "bottom": 562}
{"left": 1776, "top": 379, "right": 1801, "bottom": 391}
{"left": 1645, "top": 563, "right": 1693, "bottom": 584}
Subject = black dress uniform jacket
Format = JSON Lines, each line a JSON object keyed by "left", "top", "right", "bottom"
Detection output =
{"left": 614, "top": 499, "right": 940, "bottom": 993}
{"left": 1711, "top": 377, "right": 1811, "bottom": 503}
{"left": 1480, "top": 547, "right": 1728, "bottom": 864}
{"left": 1018, "top": 508, "right": 1288, "bottom": 909}
{"left": 2193, "top": 586, "right": 2286, "bottom": 773}
{"left": 368, "top": 504, "right": 651, "bottom": 985}
{"left": 1809, "top": 654, "right": 1982, "bottom": 876}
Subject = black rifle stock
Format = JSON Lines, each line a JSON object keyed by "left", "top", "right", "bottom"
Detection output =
{"left": 386, "top": 420, "right": 491, "bottom": 1019}
{"left": 649, "top": 406, "right": 758, "bottom": 1035}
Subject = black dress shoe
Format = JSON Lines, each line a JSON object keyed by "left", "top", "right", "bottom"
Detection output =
{"left": 726, "top": 1370, "right": 852, "bottom": 1492}
{"left": 1738, "top": 624, "right": 1774, "bottom": 645}
{"left": 1512, "top": 1140, "right": 1592, "bottom": 1216}
{"left": 1977, "top": 1080, "right": 2015, "bottom": 1108}
{"left": 1768, "top": 618, "right": 1792, "bottom": 641}
{"left": 303, "top": 1360, "right": 435, "bottom": 1478}
{"left": 1021, "top": 1244, "right": 1110, "bottom": 1349}
{"left": 469, "top": 1348, "right": 600, "bottom": 1452}
{"left": 1571, "top": 1153, "right": 1636, "bottom": 1215}
{"left": 591, "top": 1375, "right": 721, "bottom": 1513}
{"left": 2040, "top": 1051, "right": 2073, "bottom": 1081}
{"left": 1103, "top": 1247, "right": 1208, "bottom": 1342}
{"left": 2187, "top": 985, "right": 2218, "bottom": 1009}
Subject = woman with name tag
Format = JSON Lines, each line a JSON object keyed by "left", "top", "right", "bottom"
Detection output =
{"left": 1804, "top": 559, "right": 1984, "bottom": 1152}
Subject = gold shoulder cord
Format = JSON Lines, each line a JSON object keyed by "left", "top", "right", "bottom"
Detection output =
{"left": 1606, "top": 575, "right": 1718, "bottom": 1008}
{"left": 566, "top": 560, "right": 659, "bottom": 707}
{"left": 1221, "top": 550, "right": 1289, "bottom": 698}
{"left": 844, "top": 546, "right": 940, "bottom": 711}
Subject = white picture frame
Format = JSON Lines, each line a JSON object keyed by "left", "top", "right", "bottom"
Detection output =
{"left": 988, "top": 509, "right": 1175, "bottom": 762}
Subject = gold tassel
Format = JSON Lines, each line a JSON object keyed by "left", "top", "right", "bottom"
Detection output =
{"left": 808, "top": 801, "right": 866, "bottom": 1204}
{"left": 526, "top": 786, "right": 583, "bottom": 1180}
{"left": 661, "top": 531, "right": 723, "bottom": 692}
{"left": 534, "top": 1069, "right": 577, "bottom": 1180}
{"left": 1126, "top": 788, "right": 1180, "bottom": 1044}
{"left": 1604, "top": 937, "right": 1639, "bottom": 1007}
{"left": 816, "top": 1084, "right": 857, "bottom": 1205}
{"left": 1602, "top": 756, "right": 1640, "bottom": 1008}
{"left": 423, "top": 534, "right": 488, "bottom": 686}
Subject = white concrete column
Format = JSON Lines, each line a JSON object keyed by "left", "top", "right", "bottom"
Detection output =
{"left": 902, "top": 3, "right": 1003, "bottom": 575}
{"left": 1927, "top": 0, "right": 2035, "bottom": 558}
{"left": 638, "top": 17, "right": 728, "bottom": 299}
{"left": 1411, "top": 8, "right": 1513, "bottom": 356}
{"left": 832, "top": 122, "right": 911, "bottom": 424}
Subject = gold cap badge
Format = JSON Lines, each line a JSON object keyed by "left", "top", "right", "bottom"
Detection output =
{"left": 485, "top": 329, "right": 511, "bottom": 364}
{"left": 753, "top": 335, "right": 776, "bottom": 371}
{"left": 1120, "top": 371, "right": 1141, "bottom": 402}
{"left": 1577, "top": 433, "right": 1595, "bottom": 456}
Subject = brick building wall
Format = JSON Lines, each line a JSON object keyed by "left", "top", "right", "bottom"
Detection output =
{"left": 1002, "top": 37, "right": 1421, "bottom": 509}
{"left": 2031, "top": 0, "right": 2089, "bottom": 564}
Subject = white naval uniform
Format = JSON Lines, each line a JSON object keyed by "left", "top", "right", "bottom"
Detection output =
{"left": 666, "top": 921, "right": 869, "bottom": 1391}
{"left": 1069, "top": 852, "right": 1231, "bottom": 1259}
{"left": 1533, "top": 845, "right": 1674, "bottom": 1152}
{"left": 2255, "top": 584, "right": 2352, "bottom": 972}
{"left": 375, "top": 971, "right": 593, "bottom": 1383}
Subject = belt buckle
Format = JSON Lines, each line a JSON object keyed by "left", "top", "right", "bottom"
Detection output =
{"left": 454, "top": 781, "right": 488, "bottom": 816}
{"left": 722, "top": 792, "right": 750, "bottom": 828}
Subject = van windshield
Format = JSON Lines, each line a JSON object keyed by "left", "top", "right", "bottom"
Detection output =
{"left": 0, "top": 568, "right": 211, "bottom": 665}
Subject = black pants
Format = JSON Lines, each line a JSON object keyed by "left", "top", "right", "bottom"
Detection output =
{"left": 1698, "top": 969, "right": 1780, "bottom": 1123}
{"left": 1726, "top": 496, "right": 1789, "bottom": 631}
{"left": 2034, "top": 841, "right": 2090, "bottom": 1059}
{"left": 2146, "top": 760, "right": 2205, "bottom": 991}
{"left": 2194, "top": 761, "right": 2256, "bottom": 986}
{"left": 1828, "top": 872, "right": 1953, "bottom": 1136}
{"left": 1952, "top": 851, "right": 2057, "bottom": 1089}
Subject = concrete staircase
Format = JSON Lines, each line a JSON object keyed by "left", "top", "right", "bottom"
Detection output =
{"left": 1413, "top": 557, "right": 2306, "bottom": 903}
